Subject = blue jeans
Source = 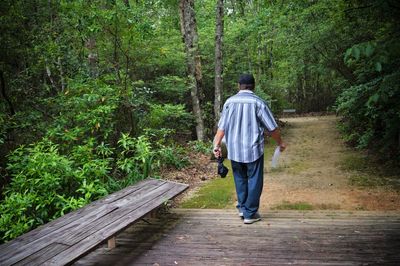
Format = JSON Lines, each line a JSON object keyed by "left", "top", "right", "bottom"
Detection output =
{"left": 231, "top": 154, "right": 264, "bottom": 219}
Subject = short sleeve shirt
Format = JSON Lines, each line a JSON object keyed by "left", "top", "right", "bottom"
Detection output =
{"left": 218, "top": 90, "right": 277, "bottom": 163}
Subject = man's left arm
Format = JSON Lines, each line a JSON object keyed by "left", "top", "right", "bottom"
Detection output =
{"left": 270, "top": 128, "right": 286, "bottom": 151}
{"left": 258, "top": 104, "right": 286, "bottom": 151}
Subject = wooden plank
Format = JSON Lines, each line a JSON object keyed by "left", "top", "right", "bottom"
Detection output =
{"left": 16, "top": 243, "right": 70, "bottom": 266}
{"left": 0, "top": 179, "right": 187, "bottom": 266}
{"left": 46, "top": 184, "right": 187, "bottom": 265}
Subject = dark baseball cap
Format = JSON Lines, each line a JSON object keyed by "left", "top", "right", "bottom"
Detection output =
{"left": 238, "top": 74, "right": 255, "bottom": 85}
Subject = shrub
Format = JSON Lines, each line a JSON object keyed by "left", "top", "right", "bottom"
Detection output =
{"left": 0, "top": 140, "right": 108, "bottom": 242}
{"left": 142, "top": 103, "right": 194, "bottom": 133}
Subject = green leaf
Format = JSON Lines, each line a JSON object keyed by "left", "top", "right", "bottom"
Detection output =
{"left": 344, "top": 48, "right": 352, "bottom": 62}
{"left": 352, "top": 47, "right": 360, "bottom": 60}
{"left": 365, "top": 43, "right": 374, "bottom": 57}
{"left": 367, "top": 93, "right": 379, "bottom": 107}
{"left": 375, "top": 62, "right": 382, "bottom": 72}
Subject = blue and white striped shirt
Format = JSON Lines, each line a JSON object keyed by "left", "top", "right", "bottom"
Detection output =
{"left": 218, "top": 90, "right": 278, "bottom": 163}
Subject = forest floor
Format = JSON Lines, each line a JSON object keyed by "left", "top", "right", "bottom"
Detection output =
{"left": 167, "top": 115, "right": 400, "bottom": 211}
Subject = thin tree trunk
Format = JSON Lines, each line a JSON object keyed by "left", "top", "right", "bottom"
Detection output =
{"left": 257, "top": 34, "right": 262, "bottom": 81}
{"left": 113, "top": 5, "right": 121, "bottom": 84}
{"left": 57, "top": 57, "right": 65, "bottom": 92}
{"left": 86, "top": 38, "right": 98, "bottom": 78}
{"left": 179, "top": 0, "right": 205, "bottom": 141}
{"left": 214, "top": 0, "right": 224, "bottom": 130}
{"left": 45, "top": 60, "right": 57, "bottom": 92}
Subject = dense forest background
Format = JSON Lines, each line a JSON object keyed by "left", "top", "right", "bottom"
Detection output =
{"left": 0, "top": 0, "right": 399, "bottom": 242}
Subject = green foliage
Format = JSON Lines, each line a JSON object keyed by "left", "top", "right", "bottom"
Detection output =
{"left": 337, "top": 27, "right": 400, "bottom": 163}
{"left": 151, "top": 75, "right": 188, "bottom": 103}
{"left": 156, "top": 145, "right": 190, "bottom": 170}
{"left": 188, "top": 140, "right": 212, "bottom": 155}
{"left": 142, "top": 103, "right": 194, "bottom": 133}
{"left": 0, "top": 128, "right": 191, "bottom": 242}
{"left": 117, "top": 134, "right": 154, "bottom": 179}
{"left": 45, "top": 79, "right": 120, "bottom": 146}
{"left": 0, "top": 140, "right": 108, "bottom": 241}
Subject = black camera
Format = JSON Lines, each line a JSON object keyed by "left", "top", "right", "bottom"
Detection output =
{"left": 217, "top": 157, "right": 229, "bottom": 178}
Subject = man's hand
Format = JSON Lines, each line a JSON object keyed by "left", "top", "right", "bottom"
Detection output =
{"left": 213, "top": 146, "right": 222, "bottom": 158}
{"left": 213, "top": 129, "right": 225, "bottom": 158}
{"left": 279, "top": 142, "right": 287, "bottom": 152}
{"left": 270, "top": 129, "right": 286, "bottom": 152}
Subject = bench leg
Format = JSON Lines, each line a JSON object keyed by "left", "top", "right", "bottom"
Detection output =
{"left": 149, "top": 208, "right": 158, "bottom": 218}
{"left": 108, "top": 236, "right": 116, "bottom": 249}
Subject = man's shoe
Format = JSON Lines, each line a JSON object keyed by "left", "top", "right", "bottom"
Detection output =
{"left": 244, "top": 213, "right": 261, "bottom": 224}
{"left": 237, "top": 208, "right": 244, "bottom": 219}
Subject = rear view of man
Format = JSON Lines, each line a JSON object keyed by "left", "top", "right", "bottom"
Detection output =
{"left": 213, "top": 74, "right": 286, "bottom": 224}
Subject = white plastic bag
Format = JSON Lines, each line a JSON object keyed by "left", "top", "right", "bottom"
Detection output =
{"left": 271, "top": 146, "right": 281, "bottom": 168}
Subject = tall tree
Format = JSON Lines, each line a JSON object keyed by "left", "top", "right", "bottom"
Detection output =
{"left": 214, "top": 0, "right": 224, "bottom": 129}
{"left": 179, "top": 0, "right": 205, "bottom": 141}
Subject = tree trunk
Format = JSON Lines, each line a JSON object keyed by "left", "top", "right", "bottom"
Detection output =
{"left": 45, "top": 59, "right": 57, "bottom": 92}
{"left": 179, "top": 0, "right": 205, "bottom": 141}
{"left": 214, "top": 0, "right": 224, "bottom": 130}
{"left": 86, "top": 37, "right": 98, "bottom": 78}
{"left": 57, "top": 57, "right": 65, "bottom": 92}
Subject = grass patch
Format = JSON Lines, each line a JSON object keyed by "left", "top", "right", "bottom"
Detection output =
{"left": 272, "top": 201, "right": 313, "bottom": 210}
{"left": 180, "top": 161, "right": 236, "bottom": 208}
{"left": 340, "top": 153, "right": 368, "bottom": 172}
{"left": 272, "top": 201, "right": 341, "bottom": 210}
{"left": 340, "top": 153, "right": 400, "bottom": 190}
{"left": 286, "top": 160, "right": 309, "bottom": 174}
{"left": 348, "top": 174, "right": 386, "bottom": 187}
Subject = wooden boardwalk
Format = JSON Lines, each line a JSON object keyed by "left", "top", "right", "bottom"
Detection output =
{"left": 74, "top": 209, "right": 400, "bottom": 265}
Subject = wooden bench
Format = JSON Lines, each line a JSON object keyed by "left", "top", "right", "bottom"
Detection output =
{"left": 0, "top": 178, "right": 188, "bottom": 266}
{"left": 282, "top": 109, "right": 296, "bottom": 114}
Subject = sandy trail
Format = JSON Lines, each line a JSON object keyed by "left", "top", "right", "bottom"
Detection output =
{"left": 260, "top": 116, "right": 400, "bottom": 211}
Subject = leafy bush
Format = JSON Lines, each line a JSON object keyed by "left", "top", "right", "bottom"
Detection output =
{"left": 142, "top": 103, "right": 194, "bottom": 133}
{"left": 151, "top": 75, "right": 188, "bottom": 103}
{"left": 157, "top": 145, "right": 190, "bottom": 170}
{"left": 46, "top": 79, "right": 120, "bottom": 147}
{"left": 188, "top": 140, "right": 212, "bottom": 155}
{"left": 337, "top": 72, "right": 400, "bottom": 161}
{"left": 0, "top": 140, "right": 108, "bottom": 242}
{"left": 116, "top": 134, "right": 154, "bottom": 180}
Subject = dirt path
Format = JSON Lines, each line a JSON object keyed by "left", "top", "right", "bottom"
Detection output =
{"left": 260, "top": 116, "right": 400, "bottom": 211}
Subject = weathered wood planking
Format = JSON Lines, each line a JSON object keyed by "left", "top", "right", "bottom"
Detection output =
{"left": 0, "top": 178, "right": 188, "bottom": 266}
{"left": 74, "top": 209, "right": 400, "bottom": 266}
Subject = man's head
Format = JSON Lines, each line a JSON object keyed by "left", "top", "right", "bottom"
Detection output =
{"left": 238, "top": 74, "right": 255, "bottom": 90}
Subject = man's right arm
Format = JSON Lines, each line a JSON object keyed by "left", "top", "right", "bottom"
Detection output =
{"left": 213, "top": 129, "right": 225, "bottom": 158}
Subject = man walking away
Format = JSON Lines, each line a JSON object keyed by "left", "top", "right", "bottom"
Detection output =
{"left": 213, "top": 74, "right": 286, "bottom": 224}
